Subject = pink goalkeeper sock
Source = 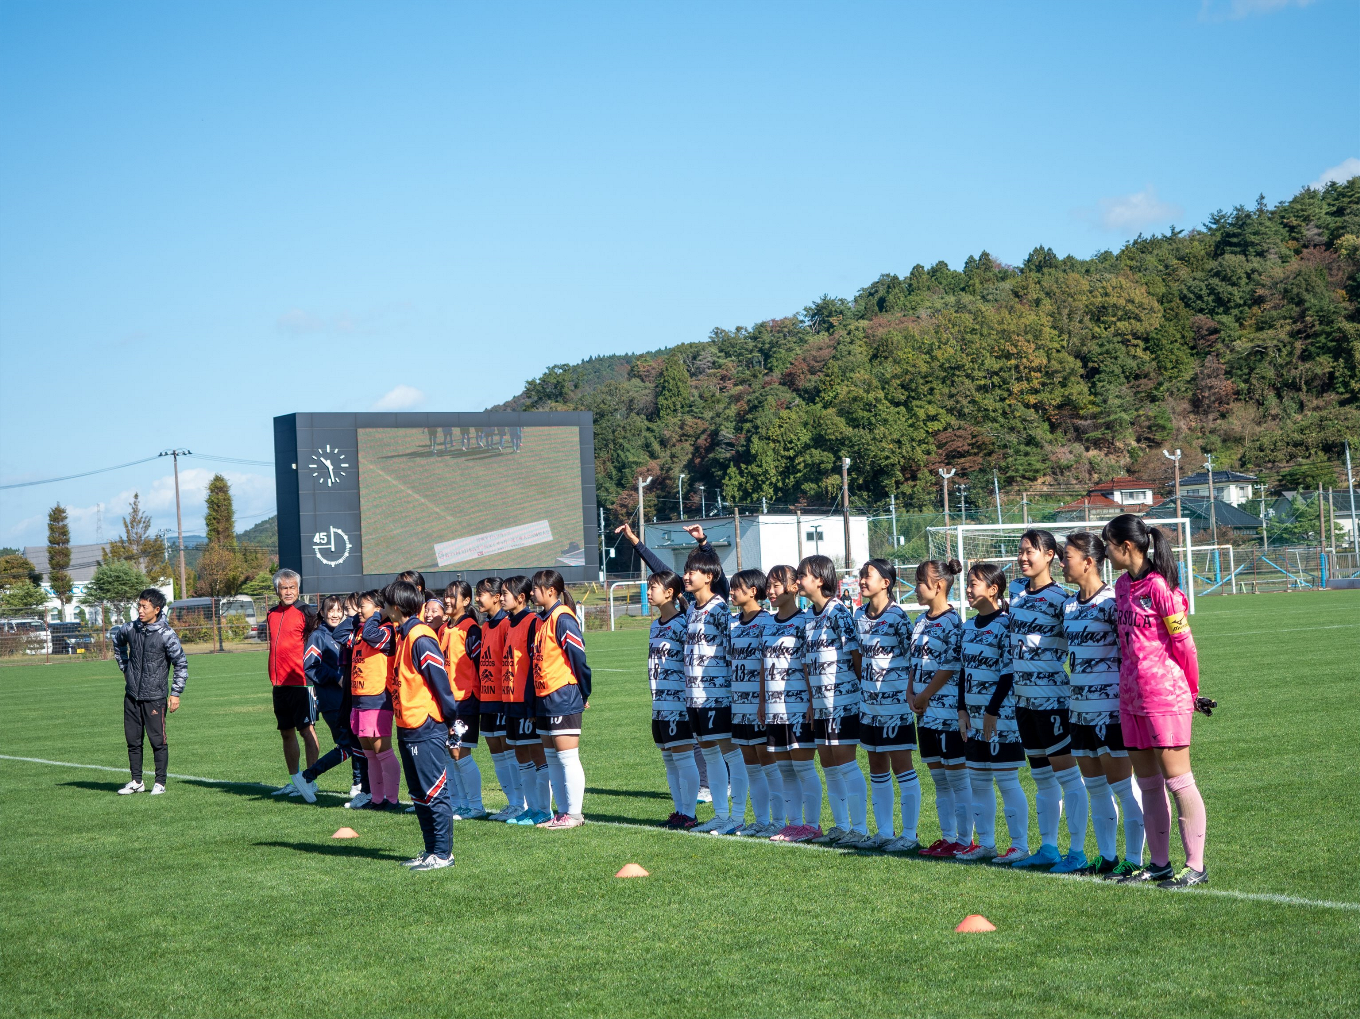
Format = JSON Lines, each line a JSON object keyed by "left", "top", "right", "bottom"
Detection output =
{"left": 1166, "top": 772, "right": 1207, "bottom": 871}
{"left": 1138, "top": 774, "right": 1172, "bottom": 868}
{"left": 378, "top": 750, "right": 402, "bottom": 804}
{"left": 363, "top": 750, "right": 383, "bottom": 802}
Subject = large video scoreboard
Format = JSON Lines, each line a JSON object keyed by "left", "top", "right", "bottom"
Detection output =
{"left": 275, "top": 412, "right": 597, "bottom": 594}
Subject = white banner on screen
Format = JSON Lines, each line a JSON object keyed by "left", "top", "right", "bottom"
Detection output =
{"left": 434, "top": 520, "right": 554, "bottom": 566}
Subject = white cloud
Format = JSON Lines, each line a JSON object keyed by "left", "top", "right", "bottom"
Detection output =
{"left": 1086, "top": 186, "right": 1184, "bottom": 234}
{"left": 275, "top": 302, "right": 412, "bottom": 337}
{"left": 371, "top": 385, "right": 426, "bottom": 411}
{"left": 277, "top": 309, "right": 326, "bottom": 334}
{"left": 1199, "top": 0, "right": 1314, "bottom": 20}
{"left": 1311, "top": 157, "right": 1360, "bottom": 190}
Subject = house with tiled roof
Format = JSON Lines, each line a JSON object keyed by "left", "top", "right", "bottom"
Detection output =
{"left": 1054, "top": 477, "right": 1163, "bottom": 522}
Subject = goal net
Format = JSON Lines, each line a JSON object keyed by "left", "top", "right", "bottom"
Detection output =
{"left": 924, "top": 518, "right": 1196, "bottom": 615}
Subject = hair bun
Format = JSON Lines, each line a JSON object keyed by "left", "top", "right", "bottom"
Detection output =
{"left": 945, "top": 559, "right": 963, "bottom": 575}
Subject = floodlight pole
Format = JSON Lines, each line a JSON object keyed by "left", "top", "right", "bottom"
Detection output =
{"left": 993, "top": 470, "right": 1002, "bottom": 525}
{"left": 637, "top": 475, "right": 653, "bottom": 582}
{"left": 938, "top": 468, "right": 956, "bottom": 527}
{"left": 1204, "top": 453, "right": 1219, "bottom": 544}
{"left": 160, "top": 449, "right": 191, "bottom": 599}
{"left": 699, "top": 484, "right": 706, "bottom": 519}
{"left": 678, "top": 473, "right": 686, "bottom": 521}
{"left": 958, "top": 483, "right": 968, "bottom": 526}
{"left": 1164, "top": 448, "right": 1183, "bottom": 522}
{"left": 841, "top": 457, "right": 853, "bottom": 570}
{"left": 1257, "top": 483, "right": 1268, "bottom": 552}
{"left": 1346, "top": 441, "right": 1357, "bottom": 554}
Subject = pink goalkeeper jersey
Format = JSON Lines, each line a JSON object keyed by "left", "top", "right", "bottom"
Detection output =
{"left": 1113, "top": 570, "right": 1192, "bottom": 716}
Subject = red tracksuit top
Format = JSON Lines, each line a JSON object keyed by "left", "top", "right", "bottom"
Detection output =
{"left": 267, "top": 603, "right": 307, "bottom": 687}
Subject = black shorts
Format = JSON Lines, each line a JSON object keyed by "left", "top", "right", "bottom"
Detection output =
{"left": 1015, "top": 706, "right": 1073, "bottom": 757}
{"left": 1070, "top": 720, "right": 1128, "bottom": 758}
{"left": 686, "top": 705, "right": 732, "bottom": 742}
{"left": 272, "top": 686, "right": 317, "bottom": 732}
{"left": 652, "top": 716, "right": 695, "bottom": 749}
{"left": 480, "top": 708, "right": 507, "bottom": 738}
{"left": 965, "top": 737, "right": 1026, "bottom": 768}
{"left": 858, "top": 716, "right": 916, "bottom": 753}
{"left": 448, "top": 700, "right": 480, "bottom": 747}
{"left": 917, "top": 726, "right": 966, "bottom": 765}
{"left": 765, "top": 719, "right": 816, "bottom": 753}
{"left": 505, "top": 714, "right": 540, "bottom": 747}
{"left": 731, "top": 721, "right": 767, "bottom": 746}
{"left": 536, "top": 712, "right": 582, "bottom": 737}
{"left": 812, "top": 714, "right": 860, "bottom": 746}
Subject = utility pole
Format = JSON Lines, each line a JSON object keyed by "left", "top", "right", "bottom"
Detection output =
{"left": 796, "top": 508, "right": 804, "bottom": 561}
{"left": 1204, "top": 453, "right": 1218, "bottom": 545}
{"left": 678, "top": 473, "right": 686, "bottom": 521}
{"left": 958, "top": 482, "right": 968, "bottom": 525}
{"left": 716, "top": 491, "right": 723, "bottom": 516}
{"left": 159, "top": 449, "right": 191, "bottom": 599}
{"left": 1164, "top": 448, "right": 1183, "bottom": 522}
{"left": 598, "top": 507, "right": 606, "bottom": 581}
{"left": 636, "top": 475, "right": 653, "bottom": 582}
{"left": 699, "top": 484, "right": 706, "bottom": 519}
{"left": 1257, "top": 483, "right": 1268, "bottom": 552}
{"left": 993, "top": 470, "right": 1002, "bottom": 525}
{"left": 1021, "top": 492, "right": 1029, "bottom": 525}
{"left": 1328, "top": 487, "right": 1337, "bottom": 554}
{"left": 734, "top": 504, "right": 742, "bottom": 571}
{"left": 1317, "top": 482, "right": 1325, "bottom": 545}
{"left": 889, "top": 493, "right": 899, "bottom": 556}
{"left": 762, "top": 496, "right": 767, "bottom": 514}
{"left": 938, "top": 468, "right": 956, "bottom": 527}
{"left": 1346, "top": 441, "right": 1358, "bottom": 554}
{"left": 841, "top": 457, "right": 853, "bottom": 571}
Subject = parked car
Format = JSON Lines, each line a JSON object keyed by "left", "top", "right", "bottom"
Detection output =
{"left": 169, "top": 596, "right": 264, "bottom": 642}
{"left": 49, "top": 621, "right": 95, "bottom": 655}
{"left": 0, "top": 618, "right": 52, "bottom": 655}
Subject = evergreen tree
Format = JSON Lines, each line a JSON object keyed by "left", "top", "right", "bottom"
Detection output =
{"left": 104, "top": 493, "right": 171, "bottom": 584}
{"left": 655, "top": 355, "right": 691, "bottom": 420}
{"left": 204, "top": 475, "right": 236, "bottom": 547}
{"left": 46, "top": 504, "right": 72, "bottom": 610}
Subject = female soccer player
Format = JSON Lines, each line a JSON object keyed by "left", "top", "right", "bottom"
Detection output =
{"left": 798, "top": 554, "right": 866, "bottom": 846}
{"left": 761, "top": 564, "right": 821, "bottom": 842}
{"left": 645, "top": 568, "right": 699, "bottom": 829}
{"left": 1061, "top": 532, "right": 1143, "bottom": 877}
{"left": 353, "top": 589, "right": 401, "bottom": 810}
{"left": 502, "top": 576, "right": 551, "bottom": 824}
{"left": 1102, "top": 514, "right": 1207, "bottom": 888}
{"left": 909, "top": 559, "right": 970, "bottom": 857}
{"left": 1008, "top": 529, "right": 1086, "bottom": 870}
{"left": 853, "top": 559, "right": 920, "bottom": 852}
{"left": 440, "top": 581, "right": 486, "bottom": 820}
{"left": 298, "top": 596, "right": 365, "bottom": 804}
{"left": 530, "top": 569, "right": 592, "bottom": 829}
{"left": 955, "top": 563, "right": 1030, "bottom": 864}
{"left": 729, "top": 568, "right": 779, "bottom": 836}
{"left": 477, "top": 577, "right": 521, "bottom": 821}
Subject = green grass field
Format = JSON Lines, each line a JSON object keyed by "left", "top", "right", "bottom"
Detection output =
{"left": 2, "top": 592, "right": 1358, "bottom": 1017}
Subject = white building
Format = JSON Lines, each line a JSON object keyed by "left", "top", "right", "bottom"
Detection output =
{"left": 639, "top": 513, "right": 871, "bottom": 577}
{"left": 23, "top": 543, "right": 174, "bottom": 624}
{"left": 1177, "top": 470, "right": 1257, "bottom": 507}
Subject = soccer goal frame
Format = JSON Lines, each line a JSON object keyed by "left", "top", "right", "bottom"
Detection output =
{"left": 924, "top": 518, "right": 1197, "bottom": 616}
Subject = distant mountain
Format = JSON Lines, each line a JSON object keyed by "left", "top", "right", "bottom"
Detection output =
{"left": 238, "top": 515, "right": 278, "bottom": 554}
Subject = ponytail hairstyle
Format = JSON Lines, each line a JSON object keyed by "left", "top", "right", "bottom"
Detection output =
{"left": 474, "top": 576, "right": 504, "bottom": 597}
{"left": 530, "top": 568, "right": 575, "bottom": 614}
{"left": 859, "top": 558, "right": 897, "bottom": 595}
{"left": 302, "top": 602, "right": 321, "bottom": 639}
{"left": 444, "top": 580, "right": 474, "bottom": 621}
{"left": 647, "top": 569, "right": 688, "bottom": 613}
{"left": 966, "top": 562, "right": 1009, "bottom": 611}
{"left": 915, "top": 558, "right": 962, "bottom": 592}
{"left": 1064, "top": 530, "right": 1107, "bottom": 569}
{"left": 397, "top": 570, "right": 426, "bottom": 593}
{"left": 502, "top": 575, "right": 534, "bottom": 608}
{"left": 1019, "top": 528, "right": 1060, "bottom": 561}
{"left": 767, "top": 564, "right": 798, "bottom": 596}
{"left": 1101, "top": 513, "right": 1180, "bottom": 589}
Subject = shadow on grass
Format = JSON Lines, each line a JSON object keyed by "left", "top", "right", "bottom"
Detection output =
{"left": 584, "top": 786, "right": 670, "bottom": 801}
{"left": 61, "top": 780, "right": 128, "bottom": 793}
{"left": 178, "top": 779, "right": 348, "bottom": 806}
{"left": 582, "top": 812, "right": 669, "bottom": 827}
{"left": 253, "top": 840, "right": 408, "bottom": 862}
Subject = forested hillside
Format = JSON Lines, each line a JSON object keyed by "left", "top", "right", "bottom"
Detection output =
{"left": 497, "top": 179, "right": 1360, "bottom": 524}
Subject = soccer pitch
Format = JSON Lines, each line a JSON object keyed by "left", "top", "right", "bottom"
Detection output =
{"left": 2, "top": 593, "right": 1357, "bottom": 1018}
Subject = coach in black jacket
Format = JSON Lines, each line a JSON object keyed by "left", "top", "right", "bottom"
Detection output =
{"left": 111, "top": 587, "right": 189, "bottom": 795}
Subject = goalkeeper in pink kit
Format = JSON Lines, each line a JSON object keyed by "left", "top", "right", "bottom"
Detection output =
{"left": 1102, "top": 514, "right": 1212, "bottom": 888}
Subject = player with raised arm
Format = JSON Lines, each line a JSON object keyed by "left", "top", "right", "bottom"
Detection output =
{"left": 761, "top": 565, "right": 821, "bottom": 842}
{"left": 853, "top": 559, "right": 921, "bottom": 852}
{"left": 643, "top": 567, "right": 699, "bottom": 829}
{"left": 1103, "top": 514, "right": 1209, "bottom": 889}
{"left": 728, "top": 568, "right": 778, "bottom": 836}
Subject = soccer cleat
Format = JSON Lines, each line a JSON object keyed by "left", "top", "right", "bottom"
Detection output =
{"left": 956, "top": 843, "right": 999, "bottom": 862}
{"left": 117, "top": 780, "right": 144, "bottom": 795}
{"left": 270, "top": 781, "right": 295, "bottom": 797}
{"left": 732, "top": 821, "right": 765, "bottom": 837}
{"left": 809, "top": 826, "right": 850, "bottom": 845}
{"left": 1013, "top": 843, "right": 1061, "bottom": 868}
{"left": 499, "top": 805, "right": 526, "bottom": 823}
{"left": 787, "top": 825, "right": 822, "bottom": 843}
{"left": 512, "top": 809, "right": 549, "bottom": 826}
{"left": 918, "top": 838, "right": 957, "bottom": 858}
{"left": 711, "top": 818, "right": 744, "bottom": 836}
{"left": 344, "top": 792, "right": 372, "bottom": 810}
{"left": 835, "top": 830, "right": 871, "bottom": 847}
{"left": 949, "top": 842, "right": 981, "bottom": 859}
{"left": 543, "top": 814, "right": 586, "bottom": 830}
{"left": 401, "top": 853, "right": 429, "bottom": 868}
{"left": 1115, "top": 863, "right": 1175, "bottom": 884}
{"left": 675, "top": 814, "right": 699, "bottom": 830}
{"left": 409, "top": 853, "right": 455, "bottom": 871}
{"left": 691, "top": 817, "right": 728, "bottom": 834}
{"left": 883, "top": 836, "right": 921, "bottom": 854}
{"left": 150, "top": 783, "right": 166, "bottom": 795}
{"left": 663, "top": 811, "right": 682, "bottom": 828}
{"left": 1050, "top": 850, "right": 1089, "bottom": 874}
{"left": 292, "top": 773, "right": 317, "bottom": 804}
{"left": 858, "top": 832, "right": 896, "bottom": 851}
{"left": 769, "top": 824, "right": 802, "bottom": 842}
{"left": 1083, "top": 856, "right": 1119, "bottom": 876}
{"left": 536, "top": 812, "right": 567, "bottom": 828}
{"left": 991, "top": 846, "right": 1030, "bottom": 866}
{"left": 1105, "top": 859, "right": 1141, "bottom": 880}
{"left": 459, "top": 807, "right": 490, "bottom": 821}
{"left": 404, "top": 805, "right": 417, "bottom": 813}
{"left": 1158, "top": 866, "right": 1208, "bottom": 889}
{"left": 696, "top": 786, "right": 713, "bottom": 803}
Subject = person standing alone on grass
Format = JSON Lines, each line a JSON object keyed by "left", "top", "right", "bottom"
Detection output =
{"left": 114, "top": 588, "right": 188, "bottom": 795}
{"left": 266, "top": 569, "right": 320, "bottom": 799}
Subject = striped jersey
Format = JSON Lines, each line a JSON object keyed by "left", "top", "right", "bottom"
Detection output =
{"left": 1006, "top": 580, "right": 1070, "bottom": 710}
{"left": 960, "top": 610, "right": 1020, "bottom": 743}
{"left": 761, "top": 609, "right": 809, "bottom": 725}
{"left": 648, "top": 610, "right": 688, "bottom": 720}
{"left": 730, "top": 609, "right": 774, "bottom": 724}
{"left": 683, "top": 594, "right": 731, "bottom": 708}
{"left": 910, "top": 608, "right": 963, "bottom": 730}
{"left": 854, "top": 603, "right": 914, "bottom": 721}
{"left": 803, "top": 600, "right": 861, "bottom": 719}
{"left": 1063, "top": 585, "right": 1120, "bottom": 725}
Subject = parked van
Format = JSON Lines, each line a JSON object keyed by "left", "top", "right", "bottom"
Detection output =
{"left": 0, "top": 618, "right": 52, "bottom": 656}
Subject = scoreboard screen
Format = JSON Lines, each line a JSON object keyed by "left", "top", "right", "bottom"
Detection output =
{"left": 275, "top": 412, "right": 597, "bottom": 593}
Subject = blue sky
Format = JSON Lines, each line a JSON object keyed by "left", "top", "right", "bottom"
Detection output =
{"left": 2, "top": 0, "right": 1357, "bottom": 548}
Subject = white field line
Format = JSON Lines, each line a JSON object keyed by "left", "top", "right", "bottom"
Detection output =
{"left": 4, "top": 753, "right": 1358, "bottom": 913}
{"left": 1197, "top": 622, "right": 1360, "bottom": 639}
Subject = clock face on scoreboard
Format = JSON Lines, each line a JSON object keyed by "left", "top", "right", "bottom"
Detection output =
{"left": 307, "top": 445, "right": 350, "bottom": 487}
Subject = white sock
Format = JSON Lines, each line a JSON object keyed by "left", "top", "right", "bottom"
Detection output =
{"left": 1111, "top": 775, "right": 1145, "bottom": 864}
{"left": 777, "top": 760, "right": 801, "bottom": 825}
{"left": 947, "top": 767, "right": 972, "bottom": 844}
{"left": 895, "top": 769, "right": 921, "bottom": 841}
{"left": 492, "top": 752, "right": 516, "bottom": 808}
{"left": 700, "top": 746, "right": 729, "bottom": 819}
{"left": 456, "top": 756, "right": 483, "bottom": 810}
{"left": 839, "top": 762, "right": 868, "bottom": 833}
{"left": 969, "top": 767, "right": 996, "bottom": 849}
{"left": 792, "top": 758, "right": 822, "bottom": 828}
{"left": 762, "top": 763, "right": 784, "bottom": 824}
{"left": 535, "top": 764, "right": 551, "bottom": 814}
{"left": 1030, "top": 764, "right": 1060, "bottom": 848}
{"left": 518, "top": 761, "right": 540, "bottom": 812}
{"left": 823, "top": 761, "right": 850, "bottom": 830}
{"left": 675, "top": 750, "right": 701, "bottom": 817}
{"left": 545, "top": 749, "right": 566, "bottom": 815}
{"left": 929, "top": 767, "right": 955, "bottom": 842}
{"left": 870, "top": 772, "right": 895, "bottom": 835}
{"left": 746, "top": 762, "right": 770, "bottom": 825}
{"left": 1084, "top": 773, "right": 1117, "bottom": 861}
{"left": 1057, "top": 765, "right": 1087, "bottom": 855}
{"left": 557, "top": 747, "right": 585, "bottom": 817}
{"left": 995, "top": 768, "right": 1029, "bottom": 850}
{"left": 448, "top": 761, "right": 469, "bottom": 809}
{"left": 724, "top": 749, "right": 748, "bottom": 824}
{"left": 661, "top": 750, "right": 681, "bottom": 811}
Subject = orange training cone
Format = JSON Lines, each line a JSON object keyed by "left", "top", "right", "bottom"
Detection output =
{"left": 955, "top": 914, "right": 996, "bottom": 932}
{"left": 332, "top": 827, "right": 359, "bottom": 839}
{"left": 615, "top": 863, "right": 649, "bottom": 878}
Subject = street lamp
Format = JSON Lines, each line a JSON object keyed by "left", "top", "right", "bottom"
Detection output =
{"left": 678, "top": 473, "right": 686, "bottom": 521}
{"left": 159, "top": 449, "right": 192, "bottom": 599}
{"left": 938, "top": 467, "right": 956, "bottom": 527}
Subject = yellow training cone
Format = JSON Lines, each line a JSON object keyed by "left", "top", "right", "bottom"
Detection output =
{"left": 955, "top": 914, "right": 996, "bottom": 932}
{"left": 332, "top": 827, "right": 360, "bottom": 839}
{"left": 615, "top": 863, "right": 649, "bottom": 878}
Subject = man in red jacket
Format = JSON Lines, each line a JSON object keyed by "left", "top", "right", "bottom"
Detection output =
{"left": 267, "top": 569, "right": 320, "bottom": 798}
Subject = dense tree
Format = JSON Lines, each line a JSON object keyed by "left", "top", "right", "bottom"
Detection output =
{"left": 82, "top": 560, "right": 149, "bottom": 625}
{"left": 46, "top": 504, "right": 72, "bottom": 610}
{"left": 204, "top": 475, "right": 236, "bottom": 547}
{"left": 103, "top": 493, "right": 171, "bottom": 585}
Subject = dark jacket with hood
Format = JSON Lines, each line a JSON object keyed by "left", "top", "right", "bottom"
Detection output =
{"left": 112, "top": 612, "right": 189, "bottom": 701}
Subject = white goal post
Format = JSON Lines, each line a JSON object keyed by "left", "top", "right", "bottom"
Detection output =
{"left": 925, "top": 518, "right": 1197, "bottom": 616}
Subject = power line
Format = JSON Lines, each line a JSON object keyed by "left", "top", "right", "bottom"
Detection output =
{"left": 0, "top": 452, "right": 273, "bottom": 491}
